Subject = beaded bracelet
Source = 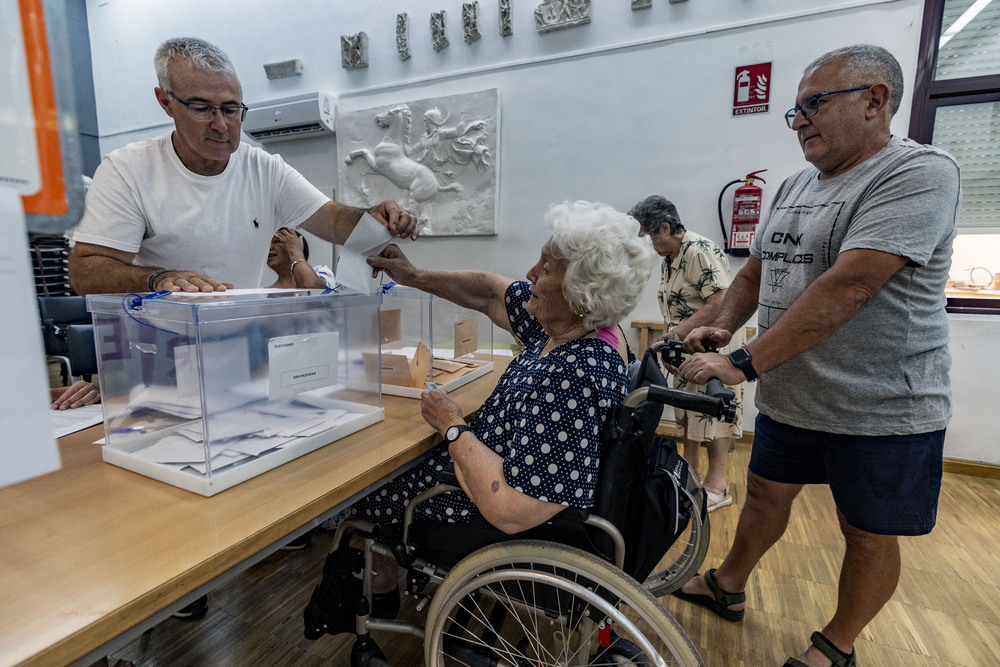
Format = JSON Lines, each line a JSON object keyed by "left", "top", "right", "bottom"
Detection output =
{"left": 289, "top": 260, "right": 303, "bottom": 276}
{"left": 147, "top": 269, "right": 169, "bottom": 291}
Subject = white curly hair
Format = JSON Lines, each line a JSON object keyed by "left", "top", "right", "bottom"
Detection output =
{"left": 546, "top": 200, "right": 656, "bottom": 332}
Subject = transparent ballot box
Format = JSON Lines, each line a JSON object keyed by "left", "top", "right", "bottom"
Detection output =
{"left": 371, "top": 285, "right": 494, "bottom": 398}
{"left": 87, "top": 290, "right": 383, "bottom": 496}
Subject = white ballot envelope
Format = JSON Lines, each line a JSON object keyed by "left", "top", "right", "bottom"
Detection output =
{"left": 336, "top": 212, "right": 392, "bottom": 295}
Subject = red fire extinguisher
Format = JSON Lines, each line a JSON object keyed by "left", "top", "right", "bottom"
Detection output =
{"left": 718, "top": 170, "right": 767, "bottom": 257}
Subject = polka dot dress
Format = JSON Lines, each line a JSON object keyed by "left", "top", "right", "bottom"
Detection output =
{"left": 352, "top": 281, "right": 629, "bottom": 525}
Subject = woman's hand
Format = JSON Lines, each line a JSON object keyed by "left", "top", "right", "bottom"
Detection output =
{"left": 420, "top": 387, "right": 466, "bottom": 435}
{"left": 273, "top": 228, "right": 307, "bottom": 262}
{"left": 50, "top": 381, "right": 101, "bottom": 410}
{"left": 368, "top": 243, "right": 420, "bottom": 283}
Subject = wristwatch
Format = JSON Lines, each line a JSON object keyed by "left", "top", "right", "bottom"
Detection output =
{"left": 728, "top": 347, "right": 759, "bottom": 382}
{"left": 444, "top": 424, "right": 473, "bottom": 445}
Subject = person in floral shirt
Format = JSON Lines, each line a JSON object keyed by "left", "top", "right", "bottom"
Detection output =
{"left": 629, "top": 195, "right": 745, "bottom": 511}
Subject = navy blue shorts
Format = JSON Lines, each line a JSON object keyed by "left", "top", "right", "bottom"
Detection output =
{"left": 749, "top": 413, "right": 944, "bottom": 536}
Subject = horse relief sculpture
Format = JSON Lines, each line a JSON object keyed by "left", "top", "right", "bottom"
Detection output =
{"left": 340, "top": 90, "right": 498, "bottom": 236}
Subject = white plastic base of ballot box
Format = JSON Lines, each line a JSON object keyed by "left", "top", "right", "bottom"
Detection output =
{"left": 380, "top": 360, "right": 494, "bottom": 399}
{"left": 101, "top": 405, "right": 384, "bottom": 497}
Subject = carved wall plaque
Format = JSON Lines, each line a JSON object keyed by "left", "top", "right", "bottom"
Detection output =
{"left": 534, "top": 0, "right": 592, "bottom": 34}
{"left": 462, "top": 2, "right": 481, "bottom": 44}
{"left": 632, "top": 0, "right": 652, "bottom": 9}
{"left": 396, "top": 13, "right": 411, "bottom": 61}
{"left": 431, "top": 11, "right": 449, "bottom": 52}
{"left": 499, "top": 0, "right": 513, "bottom": 36}
{"left": 339, "top": 89, "right": 500, "bottom": 236}
{"left": 341, "top": 32, "right": 369, "bottom": 70}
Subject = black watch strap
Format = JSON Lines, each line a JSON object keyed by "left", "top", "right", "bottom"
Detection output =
{"left": 444, "top": 424, "right": 473, "bottom": 445}
{"left": 728, "top": 348, "right": 759, "bottom": 382}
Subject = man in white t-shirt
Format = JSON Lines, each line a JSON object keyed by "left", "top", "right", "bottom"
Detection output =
{"left": 70, "top": 37, "right": 418, "bottom": 296}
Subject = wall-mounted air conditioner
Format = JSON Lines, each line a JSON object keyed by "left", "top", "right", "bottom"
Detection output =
{"left": 243, "top": 92, "right": 337, "bottom": 144}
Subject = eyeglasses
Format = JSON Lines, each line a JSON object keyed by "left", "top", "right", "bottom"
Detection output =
{"left": 168, "top": 91, "right": 248, "bottom": 123}
{"left": 784, "top": 85, "right": 872, "bottom": 129}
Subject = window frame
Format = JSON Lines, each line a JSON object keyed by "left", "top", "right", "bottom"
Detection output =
{"left": 908, "top": 0, "right": 1000, "bottom": 144}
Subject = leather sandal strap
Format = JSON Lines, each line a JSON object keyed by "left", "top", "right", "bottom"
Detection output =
{"left": 704, "top": 568, "right": 747, "bottom": 607}
{"left": 810, "top": 631, "right": 856, "bottom": 667}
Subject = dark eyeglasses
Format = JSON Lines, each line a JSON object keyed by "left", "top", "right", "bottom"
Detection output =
{"left": 168, "top": 91, "right": 248, "bottom": 123}
{"left": 784, "top": 85, "right": 872, "bottom": 129}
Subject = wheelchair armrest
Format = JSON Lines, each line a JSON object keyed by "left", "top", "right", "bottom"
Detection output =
{"left": 438, "top": 463, "right": 460, "bottom": 487}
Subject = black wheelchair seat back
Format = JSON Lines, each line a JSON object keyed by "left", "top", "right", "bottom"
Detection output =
{"left": 592, "top": 343, "right": 697, "bottom": 582}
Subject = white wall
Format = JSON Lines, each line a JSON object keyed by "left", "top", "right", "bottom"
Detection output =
{"left": 85, "top": 0, "right": 924, "bottom": 309}
{"left": 86, "top": 0, "right": 971, "bottom": 454}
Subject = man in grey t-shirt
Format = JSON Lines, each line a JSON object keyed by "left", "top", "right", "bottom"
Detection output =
{"left": 674, "top": 45, "right": 960, "bottom": 666}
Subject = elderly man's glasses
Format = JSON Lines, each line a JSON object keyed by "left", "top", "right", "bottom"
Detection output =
{"left": 784, "top": 85, "right": 872, "bottom": 129}
{"left": 168, "top": 91, "right": 248, "bottom": 123}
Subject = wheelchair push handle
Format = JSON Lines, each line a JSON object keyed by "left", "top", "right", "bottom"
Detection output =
{"left": 620, "top": 340, "right": 738, "bottom": 422}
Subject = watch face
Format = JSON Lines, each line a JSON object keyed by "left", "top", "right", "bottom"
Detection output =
{"left": 446, "top": 426, "right": 459, "bottom": 441}
{"left": 730, "top": 348, "right": 750, "bottom": 365}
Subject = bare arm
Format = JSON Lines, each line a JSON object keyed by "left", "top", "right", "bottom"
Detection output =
{"left": 368, "top": 244, "right": 516, "bottom": 337}
{"left": 298, "top": 200, "right": 420, "bottom": 244}
{"left": 68, "top": 243, "right": 232, "bottom": 296}
{"left": 680, "top": 249, "right": 908, "bottom": 384}
{"left": 421, "top": 389, "right": 565, "bottom": 534}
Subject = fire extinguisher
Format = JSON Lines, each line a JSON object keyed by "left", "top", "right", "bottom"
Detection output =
{"left": 718, "top": 170, "right": 767, "bottom": 257}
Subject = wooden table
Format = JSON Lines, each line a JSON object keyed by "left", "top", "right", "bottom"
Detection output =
{"left": 0, "top": 359, "right": 508, "bottom": 667}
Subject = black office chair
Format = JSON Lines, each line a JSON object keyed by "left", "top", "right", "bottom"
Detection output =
{"left": 38, "top": 296, "right": 97, "bottom": 383}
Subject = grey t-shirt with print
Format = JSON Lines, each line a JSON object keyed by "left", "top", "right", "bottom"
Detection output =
{"left": 750, "top": 135, "right": 960, "bottom": 435}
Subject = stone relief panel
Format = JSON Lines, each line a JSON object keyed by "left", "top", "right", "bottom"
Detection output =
{"left": 632, "top": 0, "right": 652, "bottom": 9}
{"left": 339, "top": 89, "right": 500, "bottom": 236}
{"left": 396, "top": 13, "right": 411, "bottom": 61}
{"left": 463, "top": 2, "right": 481, "bottom": 44}
{"left": 431, "top": 11, "right": 449, "bottom": 52}
{"left": 499, "top": 0, "right": 513, "bottom": 36}
{"left": 340, "top": 32, "right": 369, "bottom": 70}
{"left": 534, "top": 0, "right": 592, "bottom": 33}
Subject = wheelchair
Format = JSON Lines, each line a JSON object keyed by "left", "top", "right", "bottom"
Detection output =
{"left": 305, "top": 340, "right": 737, "bottom": 666}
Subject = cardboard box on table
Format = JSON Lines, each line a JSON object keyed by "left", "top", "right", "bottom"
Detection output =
{"left": 370, "top": 284, "right": 494, "bottom": 398}
{"left": 87, "top": 290, "right": 383, "bottom": 496}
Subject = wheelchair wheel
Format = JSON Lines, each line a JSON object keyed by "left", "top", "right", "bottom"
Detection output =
{"left": 424, "top": 540, "right": 703, "bottom": 666}
{"left": 642, "top": 474, "right": 711, "bottom": 597}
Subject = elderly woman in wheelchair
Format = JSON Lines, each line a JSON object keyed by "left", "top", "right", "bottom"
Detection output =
{"left": 304, "top": 201, "right": 735, "bottom": 666}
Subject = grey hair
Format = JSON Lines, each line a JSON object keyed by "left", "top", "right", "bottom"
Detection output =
{"left": 154, "top": 37, "right": 240, "bottom": 93}
{"left": 627, "top": 195, "right": 685, "bottom": 236}
{"left": 806, "top": 44, "right": 903, "bottom": 117}
{"left": 546, "top": 200, "right": 656, "bottom": 332}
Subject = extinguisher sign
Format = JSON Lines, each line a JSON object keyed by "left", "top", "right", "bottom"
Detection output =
{"left": 733, "top": 62, "right": 772, "bottom": 116}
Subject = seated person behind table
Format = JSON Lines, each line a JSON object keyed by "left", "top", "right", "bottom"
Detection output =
{"left": 266, "top": 228, "right": 334, "bottom": 289}
{"left": 68, "top": 36, "right": 416, "bottom": 296}
{"left": 50, "top": 380, "right": 100, "bottom": 410}
{"left": 360, "top": 200, "right": 654, "bottom": 537}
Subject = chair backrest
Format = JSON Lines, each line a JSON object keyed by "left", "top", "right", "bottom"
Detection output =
{"left": 38, "top": 296, "right": 90, "bottom": 357}
{"left": 66, "top": 324, "right": 99, "bottom": 378}
{"left": 29, "top": 235, "right": 73, "bottom": 297}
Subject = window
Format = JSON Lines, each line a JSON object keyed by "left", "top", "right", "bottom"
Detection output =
{"left": 910, "top": 0, "right": 1000, "bottom": 231}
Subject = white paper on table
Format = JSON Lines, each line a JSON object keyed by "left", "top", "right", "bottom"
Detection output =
{"left": 135, "top": 434, "right": 212, "bottom": 464}
{"left": 268, "top": 332, "right": 339, "bottom": 399}
{"left": 0, "top": 187, "right": 62, "bottom": 486}
{"left": 336, "top": 212, "right": 392, "bottom": 295}
{"left": 185, "top": 450, "right": 250, "bottom": 474}
{"left": 51, "top": 404, "right": 105, "bottom": 439}
{"left": 225, "top": 436, "right": 295, "bottom": 457}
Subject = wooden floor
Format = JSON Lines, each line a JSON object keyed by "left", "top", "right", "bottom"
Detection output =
{"left": 109, "top": 442, "right": 1000, "bottom": 666}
